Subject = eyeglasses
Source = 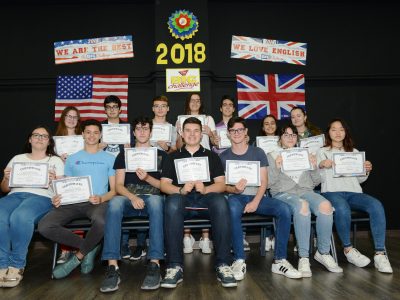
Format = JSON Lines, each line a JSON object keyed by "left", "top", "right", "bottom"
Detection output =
{"left": 105, "top": 105, "right": 120, "bottom": 111}
{"left": 135, "top": 126, "right": 150, "bottom": 132}
{"left": 283, "top": 133, "right": 297, "bottom": 138}
{"left": 228, "top": 128, "right": 246, "bottom": 134}
{"left": 31, "top": 133, "right": 49, "bottom": 140}
{"left": 66, "top": 114, "right": 78, "bottom": 120}
{"left": 153, "top": 104, "right": 168, "bottom": 109}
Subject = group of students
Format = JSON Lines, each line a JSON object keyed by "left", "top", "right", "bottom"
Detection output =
{"left": 0, "top": 93, "right": 393, "bottom": 293}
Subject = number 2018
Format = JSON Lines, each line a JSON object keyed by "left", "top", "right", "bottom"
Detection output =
{"left": 156, "top": 42, "right": 206, "bottom": 64}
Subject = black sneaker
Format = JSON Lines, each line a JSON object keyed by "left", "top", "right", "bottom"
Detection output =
{"left": 130, "top": 246, "right": 146, "bottom": 261}
{"left": 216, "top": 264, "right": 237, "bottom": 287}
{"left": 160, "top": 267, "right": 183, "bottom": 289}
{"left": 141, "top": 262, "right": 161, "bottom": 290}
{"left": 100, "top": 265, "right": 121, "bottom": 293}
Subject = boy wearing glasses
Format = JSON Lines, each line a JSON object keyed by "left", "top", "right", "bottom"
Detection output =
{"left": 100, "top": 116, "right": 167, "bottom": 292}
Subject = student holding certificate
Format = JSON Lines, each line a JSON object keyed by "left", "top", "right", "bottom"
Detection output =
{"left": 212, "top": 95, "right": 236, "bottom": 155}
{"left": 290, "top": 106, "right": 322, "bottom": 140}
{"left": 160, "top": 117, "right": 236, "bottom": 288}
{"left": 38, "top": 119, "right": 116, "bottom": 279}
{"left": 100, "top": 116, "right": 167, "bottom": 292}
{"left": 219, "top": 117, "right": 301, "bottom": 280}
{"left": 0, "top": 126, "right": 64, "bottom": 287}
{"left": 318, "top": 119, "right": 392, "bottom": 273}
{"left": 268, "top": 124, "right": 343, "bottom": 277}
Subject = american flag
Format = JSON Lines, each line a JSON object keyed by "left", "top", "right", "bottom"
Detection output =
{"left": 54, "top": 75, "right": 128, "bottom": 121}
{"left": 237, "top": 74, "right": 305, "bottom": 120}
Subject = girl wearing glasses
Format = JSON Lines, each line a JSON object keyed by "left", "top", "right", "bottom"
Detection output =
{"left": 0, "top": 126, "right": 64, "bottom": 287}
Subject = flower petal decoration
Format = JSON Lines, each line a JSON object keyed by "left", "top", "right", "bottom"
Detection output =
{"left": 168, "top": 9, "right": 199, "bottom": 40}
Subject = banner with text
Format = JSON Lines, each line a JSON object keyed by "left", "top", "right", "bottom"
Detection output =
{"left": 166, "top": 68, "right": 200, "bottom": 92}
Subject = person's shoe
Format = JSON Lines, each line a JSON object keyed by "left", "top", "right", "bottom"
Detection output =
{"left": 314, "top": 251, "right": 343, "bottom": 273}
{"left": 183, "top": 235, "right": 195, "bottom": 254}
{"left": 100, "top": 265, "right": 121, "bottom": 293}
{"left": 374, "top": 254, "right": 393, "bottom": 273}
{"left": 2, "top": 267, "right": 24, "bottom": 288}
{"left": 160, "top": 266, "right": 183, "bottom": 288}
{"left": 344, "top": 248, "right": 371, "bottom": 267}
{"left": 199, "top": 237, "right": 212, "bottom": 254}
{"left": 231, "top": 259, "right": 246, "bottom": 281}
{"left": 57, "top": 251, "right": 73, "bottom": 264}
{"left": 141, "top": 262, "right": 161, "bottom": 290}
{"left": 129, "top": 246, "right": 147, "bottom": 261}
{"left": 216, "top": 264, "right": 237, "bottom": 287}
{"left": 81, "top": 244, "right": 101, "bottom": 274}
{"left": 271, "top": 259, "right": 302, "bottom": 279}
{"left": 298, "top": 257, "right": 312, "bottom": 278}
{"left": 0, "top": 268, "right": 8, "bottom": 287}
{"left": 265, "top": 237, "right": 275, "bottom": 252}
{"left": 53, "top": 255, "right": 81, "bottom": 279}
{"left": 243, "top": 238, "right": 250, "bottom": 251}
{"left": 121, "top": 243, "right": 131, "bottom": 259}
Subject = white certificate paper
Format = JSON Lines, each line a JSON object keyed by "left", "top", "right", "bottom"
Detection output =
{"left": 332, "top": 152, "right": 366, "bottom": 177}
{"left": 256, "top": 136, "right": 279, "bottom": 154}
{"left": 225, "top": 160, "right": 261, "bottom": 186}
{"left": 281, "top": 148, "right": 312, "bottom": 172}
{"left": 174, "top": 157, "right": 210, "bottom": 184}
{"left": 54, "top": 135, "right": 84, "bottom": 156}
{"left": 125, "top": 147, "right": 158, "bottom": 172}
{"left": 9, "top": 162, "right": 49, "bottom": 188}
{"left": 53, "top": 176, "right": 93, "bottom": 205}
{"left": 102, "top": 124, "right": 131, "bottom": 144}
{"left": 177, "top": 115, "right": 206, "bottom": 133}
{"left": 150, "top": 124, "right": 172, "bottom": 142}
{"left": 217, "top": 129, "right": 231, "bottom": 149}
{"left": 299, "top": 134, "right": 325, "bottom": 153}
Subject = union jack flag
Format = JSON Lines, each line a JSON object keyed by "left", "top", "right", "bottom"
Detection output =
{"left": 237, "top": 74, "right": 305, "bottom": 120}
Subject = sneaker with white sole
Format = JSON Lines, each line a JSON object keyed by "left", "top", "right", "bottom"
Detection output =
{"left": 183, "top": 235, "right": 195, "bottom": 254}
{"left": 0, "top": 268, "right": 8, "bottom": 287}
{"left": 161, "top": 267, "right": 183, "bottom": 288}
{"left": 298, "top": 257, "right": 312, "bottom": 278}
{"left": 199, "top": 237, "right": 212, "bottom": 254}
{"left": 2, "top": 267, "right": 24, "bottom": 288}
{"left": 231, "top": 259, "right": 246, "bottom": 281}
{"left": 216, "top": 265, "right": 237, "bottom": 287}
{"left": 374, "top": 254, "right": 393, "bottom": 273}
{"left": 271, "top": 259, "right": 302, "bottom": 279}
{"left": 344, "top": 248, "right": 371, "bottom": 267}
{"left": 314, "top": 251, "right": 343, "bottom": 273}
{"left": 265, "top": 237, "right": 275, "bottom": 252}
{"left": 57, "top": 250, "right": 73, "bottom": 264}
{"left": 243, "top": 238, "right": 250, "bottom": 251}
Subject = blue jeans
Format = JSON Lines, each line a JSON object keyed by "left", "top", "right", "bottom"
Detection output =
{"left": 0, "top": 192, "right": 52, "bottom": 269}
{"left": 164, "top": 192, "right": 231, "bottom": 269}
{"left": 228, "top": 194, "right": 291, "bottom": 260}
{"left": 322, "top": 192, "right": 386, "bottom": 251}
{"left": 102, "top": 195, "right": 164, "bottom": 260}
{"left": 274, "top": 191, "right": 333, "bottom": 258}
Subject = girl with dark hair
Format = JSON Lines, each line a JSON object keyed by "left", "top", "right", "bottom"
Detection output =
{"left": 318, "top": 119, "right": 392, "bottom": 273}
{"left": 0, "top": 126, "right": 64, "bottom": 287}
{"left": 290, "top": 107, "right": 322, "bottom": 139}
{"left": 259, "top": 114, "right": 279, "bottom": 136}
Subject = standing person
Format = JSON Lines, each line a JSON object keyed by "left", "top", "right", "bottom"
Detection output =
{"left": 175, "top": 93, "right": 216, "bottom": 254}
{"left": 268, "top": 124, "right": 342, "bottom": 277}
{"left": 160, "top": 117, "right": 236, "bottom": 288}
{"left": 100, "top": 116, "right": 167, "bottom": 292}
{"left": 38, "top": 119, "right": 116, "bottom": 279}
{"left": 220, "top": 117, "right": 301, "bottom": 281}
{"left": 318, "top": 118, "right": 392, "bottom": 273}
{"left": 0, "top": 126, "right": 64, "bottom": 287}
{"left": 290, "top": 106, "right": 322, "bottom": 140}
{"left": 212, "top": 95, "right": 236, "bottom": 155}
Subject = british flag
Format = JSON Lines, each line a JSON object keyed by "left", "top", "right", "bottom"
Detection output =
{"left": 237, "top": 74, "right": 305, "bottom": 120}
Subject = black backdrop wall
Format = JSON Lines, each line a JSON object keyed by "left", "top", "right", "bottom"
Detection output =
{"left": 0, "top": 0, "right": 399, "bottom": 228}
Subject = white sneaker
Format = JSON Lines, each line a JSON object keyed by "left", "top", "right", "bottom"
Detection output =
{"left": 314, "top": 251, "right": 343, "bottom": 273}
{"left": 344, "top": 248, "right": 371, "bottom": 267}
{"left": 298, "top": 257, "right": 312, "bottom": 278}
{"left": 199, "top": 237, "right": 212, "bottom": 254}
{"left": 231, "top": 259, "right": 247, "bottom": 281}
{"left": 374, "top": 254, "right": 393, "bottom": 273}
{"left": 271, "top": 259, "right": 302, "bottom": 279}
{"left": 183, "top": 235, "right": 195, "bottom": 254}
{"left": 243, "top": 238, "right": 250, "bottom": 251}
{"left": 265, "top": 237, "right": 275, "bottom": 252}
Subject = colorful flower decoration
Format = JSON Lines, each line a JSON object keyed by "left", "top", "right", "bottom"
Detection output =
{"left": 168, "top": 9, "right": 199, "bottom": 40}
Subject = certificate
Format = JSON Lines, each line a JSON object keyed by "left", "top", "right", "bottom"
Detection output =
{"left": 281, "top": 148, "right": 312, "bottom": 172}
{"left": 54, "top": 135, "right": 84, "bottom": 156}
{"left": 332, "top": 152, "right": 366, "bottom": 177}
{"left": 299, "top": 134, "right": 325, "bottom": 153}
{"left": 256, "top": 136, "right": 279, "bottom": 154}
{"left": 174, "top": 157, "right": 210, "bottom": 184}
{"left": 225, "top": 160, "right": 260, "bottom": 186}
{"left": 150, "top": 124, "right": 172, "bottom": 142}
{"left": 217, "top": 129, "right": 231, "bottom": 149}
{"left": 101, "top": 124, "right": 131, "bottom": 144}
{"left": 9, "top": 162, "right": 49, "bottom": 188}
{"left": 52, "top": 176, "right": 93, "bottom": 205}
{"left": 177, "top": 115, "right": 206, "bottom": 133}
{"left": 125, "top": 147, "right": 158, "bottom": 172}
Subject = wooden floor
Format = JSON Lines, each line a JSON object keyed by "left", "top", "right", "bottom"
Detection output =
{"left": 1, "top": 235, "right": 399, "bottom": 300}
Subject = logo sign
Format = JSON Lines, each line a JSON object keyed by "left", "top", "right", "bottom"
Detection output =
{"left": 166, "top": 68, "right": 200, "bottom": 92}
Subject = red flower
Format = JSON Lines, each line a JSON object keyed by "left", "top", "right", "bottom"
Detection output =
{"left": 175, "top": 13, "right": 191, "bottom": 29}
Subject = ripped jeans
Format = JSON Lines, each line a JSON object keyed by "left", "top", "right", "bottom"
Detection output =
{"left": 274, "top": 191, "right": 333, "bottom": 258}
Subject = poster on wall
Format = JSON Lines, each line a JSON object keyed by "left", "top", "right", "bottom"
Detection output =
{"left": 231, "top": 35, "right": 307, "bottom": 65}
{"left": 166, "top": 68, "right": 200, "bottom": 92}
{"left": 237, "top": 74, "right": 305, "bottom": 120}
{"left": 54, "top": 35, "right": 134, "bottom": 64}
